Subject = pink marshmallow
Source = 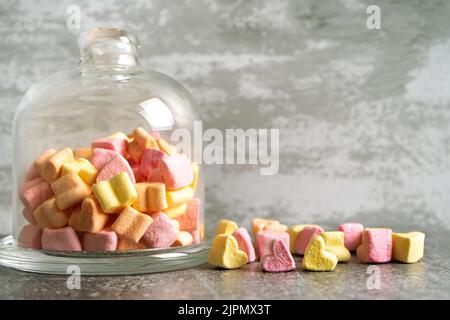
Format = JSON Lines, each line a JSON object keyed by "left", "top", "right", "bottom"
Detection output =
{"left": 233, "top": 227, "right": 256, "bottom": 263}
{"left": 338, "top": 222, "right": 364, "bottom": 251}
{"left": 147, "top": 167, "right": 162, "bottom": 182}
{"left": 18, "top": 224, "right": 42, "bottom": 249}
{"left": 149, "top": 131, "right": 160, "bottom": 140}
{"left": 25, "top": 165, "right": 40, "bottom": 181}
{"left": 357, "top": 228, "right": 392, "bottom": 263}
{"left": 176, "top": 198, "right": 200, "bottom": 232}
{"left": 23, "top": 207, "right": 35, "bottom": 224}
{"left": 82, "top": 229, "right": 118, "bottom": 251}
{"left": 295, "top": 225, "right": 324, "bottom": 255}
{"left": 91, "top": 148, "right": 118, "bottom": 170}
{"left": 96, "top": 153, "right": 136, "bottom": 183}
{"left": 256, "top": 230, "right": 289, "bottom": 259}
{"left": 142, "top": 212, "right": 179, "bottom": 248}
{"left": 91, "top": 138, "right": 127, "bottom": 156}
{"left": 158, "top": 154, "right": 194, "bottom": 190}
{"left": 130, "top": 160, "right": 146, "bottom": 183}
{"left": 19, "top": 177, "right": 53, "bottom": 212}
{"left": 41, "top": 226, "right": 82, "bottom": 251}
{"left": 262, "top": 239, "right": 296, "bottom": 272}
{"left": 190, "top": 229, "right": 201, "bottom": 244}
{"left": 139, "top": 149, "right": 164, "bottom": 177}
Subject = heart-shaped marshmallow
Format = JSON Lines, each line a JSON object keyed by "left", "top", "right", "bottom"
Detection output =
{"left": 302, "top": 234, "right": 338, "bottom": 271}
{"left": 208, "top": 234, "right": 248, "bottom": 269}
{"left": 261, "top": 239, "right": 296, "bottom": 272}
{"left": 232, "top": 227, "right": 256, "bottom": 263}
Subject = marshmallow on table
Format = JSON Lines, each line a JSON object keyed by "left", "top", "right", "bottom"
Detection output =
{"left": 338, "top": 222, "right": 364, "bottom": 251}
{"left": 163, "top": 203, "right": 187, "bottom": 218}
{"left": 33, "top": 197, "right": 70, "bottom": 229}
{"left": 252, "top": 218, "right": 282, "bottom": 236}
{"left": 41, "top": 226, "right": 82, "bottom": 251}
{"left": 117, "top": 238, "right": 147, "bottom": 251}
{"left": 18, "top": 224, "right": 42, "bottom": 249}
{"left": 34, "top": 148, "right": 74, "bottom": 182}
{"left": 158, "top": 138, "right": 176, "bottom": 155}
{"left": 166, "top": 187, "right": 194, "bottom": 207}
{"left": 62, "top": 158, "right": 97, "bottom": 186}
{"left": 74, "top": 148, "right": 93, "bottom": 161}
{"left": 51, "top": 172, "right": 92, "bottom": 210}
{"left": 141, "top": 212, "right": 179, "bottom": 248}
{"left": 83, "top": 229, "right": 118, "bottom": 251}
{"left": 68, "top": 196, "right": 109, "bottom": 233}
{"left": 232, "top": 227, "right": 256, "bottom": 263}
{"left": 392, "top": 232, "right": 425, "bottom": 263}
{"left": 356, "top": 228, "right": 392, "bottom": 263}
{"left": 262, "top": 239, "right": 296, "bottom": 272}
{"left": 96, "top": 153, "right": 135, "bottom": 184}
{"left": 158, "top": 154, "right": 194, "bottom": 190}
{"left": 139, "top": 148, "right": 164, "bottom": 178}
{"left": 295, "top": 225, "right": 324, "bottom": 255}
{"left": 208, "top": 234, "right": 248, "bottom": 269}
{"left": 172, "top": 231, "right": 194, "bottom": 247}
{"left": 216, "top": 219, "right": 238, "bottom": 235}
{"left": 287, "top": 224, "right": 320, "bottom": 254}
{"left": 91, "top": 138, "right": 127, "bottom": 156}
{"left": 321, "top": 231, "right": 351, "bottom": 262}
{"left": 92, "top": 172, "right": 137, "bottom": 213}
{"left": 132, "top": 182, "right": 168, "bottom": 213}
{"left": 302, "top": 234, "right": 338, "bottom": 271}
{"left": 111, "top": 206, "right": 153, "bottom": 243}
{"left": 256, "top": 230, "right": 289, "bottom": 259}
{"left": 175, "top": 198, "right": 200, "bottom": 232}
{"left": 19, "top": 177, "right": 53, "bottom": 212}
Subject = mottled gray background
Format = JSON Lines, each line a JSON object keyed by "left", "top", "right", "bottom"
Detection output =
{"left": 2, "top": 0, "right": 450, "bottom": 237}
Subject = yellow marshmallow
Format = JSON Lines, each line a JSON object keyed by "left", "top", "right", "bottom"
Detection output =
{"left": 392, "top": 232, "right": 425, "bottom": 263}
{"left": 108, "top": 131, "right": 132, "bottom": 142}
{"left": 190, "top": 162, "right": 199, "bottom": 191}
{"left": 302, "top": 234, "right": 338, "bottom": 271}
{"left": 288, "top": 224, "right": 320, "bottom": 253}
{"left": 92, "top": 172, "right": 137, "bottom": 213}
{"left": 62, "top": 158, "right": 97, "bottom": 186}
{"left": 163, "top": 203, "right": 187, "bottom": 218}
{"left": 166, "top": 187, "right": 194, "bottom": 207}
{"left": 321, "top": 231, "right": 351, "bottom": 262}
{"left": 216, "top": 219, "right": 238, "bottom": 235}
{"left": 208, "top": 234, "right": 248, "bottom": 269}
{"left": 252, "top": 218, "right": 280, "bottom": 236}
{"left": 132, "top": 182, "right": 168, "bottom": 212}
{"left": 158, "top": 138, "right": 176, "bottom": 155}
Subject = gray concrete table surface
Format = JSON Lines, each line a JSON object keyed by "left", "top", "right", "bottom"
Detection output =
{"left": 1, "top": 223, "right": 448, "bottom": 300}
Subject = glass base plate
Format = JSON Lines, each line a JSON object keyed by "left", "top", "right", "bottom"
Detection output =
{"left": 0, "top": 235, "right": 209, "bottom": 275}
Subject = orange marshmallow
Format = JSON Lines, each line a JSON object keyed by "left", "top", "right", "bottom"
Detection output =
{"left": 68, "top": 196, "right": 109, "bottom": 233}
{"left": 39, "top": 197, "right": 70, "bottom": 228}
{"left": 252, "top": 218, "right": 282, "bottom": 236}
{"left": 111, "top": 206, "right": 153, "bottom": 243}
{"left": 157, "top": 138, "right": 176, "bottom": 155}
{"left": 34, "top": 148, "right": 74, "bottom": 182}
{"left": 74, "top": 148, "right": 93, "bottom": 161}
{"left": 132, "top": 182, "right": 168, "bottom": 213}
{"left": 133, "top": 127, "right": 160, "bottom": 150}
{"left": 127, "top": 140, "right": 144, "bottom": 163}
{"left": 33, "top": 205, "right": 56, "bottom": 230}
{"left": 51, "top": 172, "right": 92, "bottom": 210}
{"left": 117, "top": 238, "right": 147, "bottom": 251}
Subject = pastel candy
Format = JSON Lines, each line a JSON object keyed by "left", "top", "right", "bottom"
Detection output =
{"left": 295, "top": 225, "right": 324, "bottom": 255}
{"left": 208, "top": 234, "right": 248, "bottom": 269}
{"left": 172, "top": 231, "right": 194, "bottom": 247}
{"left": 175, "top": 198, "right": 200, "bottom": 232}
{"left": 302, "top": 234, "right": 338, "bottom": 271}
{"left": 82, "top": 229, "right": 118, "bottom": 251}
{"left": 62, "top": 158, "right": 97, "bottom": 185}
{"left": 117, "top": 238, "right": 147, "bottom": 251}
{"left": 91, "top": 148, "right": 117, "bottom": 170}
{"left": 356, "top": 228, "right": 392, "bottom": 263}
{"left": 34, "top": 197, "right": 70, "bottom": 229}
{"left": 133, "top": 127, "right": 160, "bottom": 150}
{"left": 19, "top": 177, "right": 53, "bottom": 211}
{"left": 216, "top": 219, "right": 238, "bottom": 235}
{"left": 262, "top": 239, "right": 296, "bottom": 272}
{"left": 189, "top": 162, "right": 199, "bottom": 191}
{"left": 74, "top": 147, "right": 93, "bottom": 161}
{"left": 158, "top": 138, "right": 176, "bottom": 155}
{"left": 338, "top": 222, "right": 364, "bottom": 251}
{"left": 41, "top": 226, "right": 82, "bottom": 251}
{"left": 132, "top": 182, "right": 168, "bottom": 212}
{"left": 130, "top": 160, "right": 146, "bottom": 183}
{"left": 252, "top": 218, "right": 282, "bottom": 236}
{"left": 288, "top": 224, "right": 320, "bottom": 254}
{"left": 139, "top": 148, "right": 164, "bottom": 177}
{"left": 392, "top": 232, "right": 425, "bottom": 263}
{"left": 23, "top": 207, "right": 35, "bottom": 224}
{"left": 158, "top": 154, "right": 193, "bottom": 190}
{"left": 256, "top": 230, "right": 289, "bottom": 259}
{"left": 321, "top": 231, "right": 351, "bottom": 262}
{"left": 263, "top": 223, "right": 287, "bottom": 232}
{"left": 68, "top": 196, "right": 109, "bottom": 233}
{"left": 17, "top": 224, "right": 42, "bottom": 249}
{"left": 163, "top": 203, "right": 187, "bottom": 218}
{"left": 92, "top": 172, "right": 137, "bottom": 213}
{"left": 25, "top": 164, "right": 40, "bottom": 181}
{"left": 141, "top": 212, "right": 179, "bottom": 248}
{"left": 34, "top": 148, "right": 74, "bottom": 182}
{"left": 166, "top": 187, "right": 194, "bottom": 207}
{"left": 111, "top": 206, "right": 153, "bottom": 243}
{"left": 51, "top": 172, "right": 92, "bottom": 210}
{"left": 232, "top": 227, "right": 256, "bottom": 263}
{"left": 127, "top": 140, "right": 144, "bottom": 163}
{"left": 91, "top": 138, "right": 127, "bottom": 155}
{"left": 96, "top": 153, "right": 135, "bottom": 184}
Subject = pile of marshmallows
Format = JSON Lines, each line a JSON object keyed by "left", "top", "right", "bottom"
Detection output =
{"left": 17, "top": 127, "right": 202, "bottom": 252}
{"left": 208, "top": 218, "right": 425, "bottom": 272}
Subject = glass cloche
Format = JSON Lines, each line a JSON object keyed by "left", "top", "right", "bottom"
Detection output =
{"left": 0, "top": 27, "right": 207, "bottom": 274}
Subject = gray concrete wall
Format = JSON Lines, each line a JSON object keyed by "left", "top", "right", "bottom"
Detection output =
{"left": 1, "top": 0, "right": 450, "bottom": 236}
